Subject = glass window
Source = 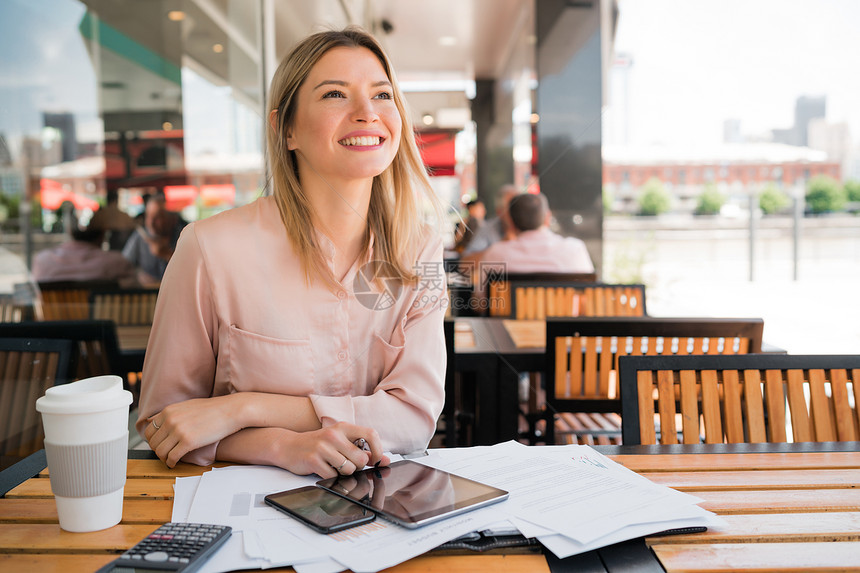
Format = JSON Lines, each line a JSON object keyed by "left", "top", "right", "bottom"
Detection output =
{"left": 1, "top": 0, "right": 265, "bottom": 273}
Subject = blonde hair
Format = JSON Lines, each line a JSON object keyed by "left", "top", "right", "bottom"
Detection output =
{"left": 267, "top": 27, "right": 442, "bottom": 288}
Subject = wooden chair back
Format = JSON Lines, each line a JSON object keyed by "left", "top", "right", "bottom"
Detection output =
{"left": 0, "top": 338, "right": 75, "bottom": 470}
{"left": 544, "top": 317, "right": 764, "bottom": 444}
{"left": 488, "top": 278, "right": 644, "bottom": 320}
{"left": 90, "top": 288, "right": 159, "bottom": 325}
{"left": 35, "top": 281, "right": 118, "bottom": 321}
{"left": 0, "top": 321, "right": 124, "bottom": 386}
{"left": 619, "top": 354, "right": 860, "bottom": 445}
{"left": 0, "top": 294, "right": 25, "bottom": 323}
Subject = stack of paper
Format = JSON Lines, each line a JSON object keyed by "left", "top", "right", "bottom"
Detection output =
{"left": 170, "top": 442, "right": 723, "bottom": 572}
{"left": 419, "top": 441, "right": 724, "bottom": 558}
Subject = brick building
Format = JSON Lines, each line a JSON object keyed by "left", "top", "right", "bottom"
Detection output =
{"left": 603, "top": 142, "right": 841, "bottom": 213}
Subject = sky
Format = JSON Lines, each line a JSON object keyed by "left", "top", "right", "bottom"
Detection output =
{"left": 0, "top": 0, "right": 98, "bottom": 141}
{"left": 609, "top": 0, "right": 860, "bottom": 147}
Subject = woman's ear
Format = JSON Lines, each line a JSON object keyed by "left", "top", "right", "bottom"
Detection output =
{"left": 270, "top": 109, "right": 297, "bottom": 150}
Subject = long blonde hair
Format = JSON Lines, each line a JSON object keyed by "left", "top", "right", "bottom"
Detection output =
{"left": 267, "top": 27, "right": 442, "bottom": 288}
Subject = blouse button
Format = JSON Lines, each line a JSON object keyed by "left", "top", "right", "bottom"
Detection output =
{"left": 337, "top": 350, "right": 347, "bottom": 361}
{"left": 337, "top": 290, "right": 347, "bottom": 300}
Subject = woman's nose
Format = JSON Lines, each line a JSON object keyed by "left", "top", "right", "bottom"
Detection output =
{"left": 352, "top": 98, "right": 379, "bottom": 123}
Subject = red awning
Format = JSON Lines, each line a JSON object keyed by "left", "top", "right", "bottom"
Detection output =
{"left": 415, "top": 130, "right": 457, "bottom": 176}
{"left": 39, "top": 179, "right": 100, "bottom": 211}
{"left": 163, "top": 185, "right": 198, "bottom": 211}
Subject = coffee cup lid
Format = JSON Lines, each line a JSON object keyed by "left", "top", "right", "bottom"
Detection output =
{"left": 36, "top": 375, "right": 132, "bottom": 414}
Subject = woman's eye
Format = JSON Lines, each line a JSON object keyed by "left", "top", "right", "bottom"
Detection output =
{"left": 322, "top": 90, "right": 345, "bottom": 99}
{"left": 373, "top": 91, "right": 393, "bottom": 100}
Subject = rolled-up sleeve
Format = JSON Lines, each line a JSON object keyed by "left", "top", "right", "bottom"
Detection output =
{"left": 136, "top": 225, "right": 220, "bottom": 465}
{"left": 310, "top": 235, "right": 447, "bottom": 454}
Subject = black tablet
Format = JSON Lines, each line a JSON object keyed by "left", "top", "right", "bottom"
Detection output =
{"left": 316, "top": 460, "right": 508, "bottom": 529}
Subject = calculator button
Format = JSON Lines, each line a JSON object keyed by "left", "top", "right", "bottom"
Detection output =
{"left": 144, "top": 551, "right": 170, "bottom": 562}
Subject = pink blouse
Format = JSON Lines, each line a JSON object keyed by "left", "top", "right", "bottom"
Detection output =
{"left": 136, "top": 196, "right": 447, "bottom": 465}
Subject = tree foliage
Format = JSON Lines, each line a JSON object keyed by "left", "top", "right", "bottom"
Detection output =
{"left": 805, "top": 175, "right": 846, "bottom": 214}
{"left": 694, "top": 184, "right": 725, "bottom": 215}
{"left": 844, "top": 180, "right": 860, "bottom": 203}
{"left": 759, "top": 184, "right": 790, "bottom": 215}
{"left": 638, "top": 178, "right": 671, "bottom": 216}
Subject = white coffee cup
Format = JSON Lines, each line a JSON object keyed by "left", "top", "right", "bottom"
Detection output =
{"left": 36, "top": 375, "right": 133, "bottom": 532}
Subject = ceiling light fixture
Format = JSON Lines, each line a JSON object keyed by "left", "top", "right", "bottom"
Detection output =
{"left": 213, "top": 43, "right": 224, "bottom": 53}
{"left": 530, "top": 113, "right": 540, "bottom": 124}
{"left": 167, "top": 10, "right": 185, "bottom": 21}
{"left": 422, "top": 113, "right": 434, "bottom": 126}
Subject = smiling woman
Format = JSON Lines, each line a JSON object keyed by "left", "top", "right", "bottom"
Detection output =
{"left": 136, "top": 28, "right": 448, "bottom": 479}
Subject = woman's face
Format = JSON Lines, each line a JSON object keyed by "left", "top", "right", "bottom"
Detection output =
{"left": 288, "top": 46, "right": 402, "bottom": 186}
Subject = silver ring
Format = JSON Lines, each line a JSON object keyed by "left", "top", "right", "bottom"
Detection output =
{"left": 336, "top": 459, "right": 348, "bottom": 472}
{"left": 152, "top": 419, "right": 161, "bottom": 430}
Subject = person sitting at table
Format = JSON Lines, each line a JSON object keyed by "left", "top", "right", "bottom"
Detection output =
{"left": 477, "top": 192, "right": 594, "bottom": 276}
{"left": 460, "top": 184, "right": 518, "bottom": 259}
{"left": 452, "top": 198, "right": 486, "bottom": 254}
{"left": 137, "top": 27, "right": 447, "bottom": 478}
{"left": 31, "top": 227, "right": 139, "bottom": 287}
{"left": 122, "top": 193, "right": 186, "bottom": 286}
{"left": 87, "top": 189, "right": 137, "bottom": 251}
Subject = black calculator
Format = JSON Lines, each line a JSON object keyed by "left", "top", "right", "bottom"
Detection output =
{"left": 96, "top": 522, "right": 232, "bottom": 573}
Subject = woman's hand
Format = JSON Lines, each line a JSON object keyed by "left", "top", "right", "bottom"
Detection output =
{"left": 269, "top": 422, "right": 390, "bottom": 478}
{"left": 144, "top": 395, "right": 243, "bottom": 468}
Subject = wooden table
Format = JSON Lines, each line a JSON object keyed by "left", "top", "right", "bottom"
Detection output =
{"left": 1, "top": 444, "right": 859, "bottom": 572}
{"left": 451, "top": 318, "right": 545, "bottom": 446}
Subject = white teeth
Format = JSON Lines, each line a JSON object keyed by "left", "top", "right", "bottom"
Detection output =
{"left": 340, "top": 136, "right": 381, "bottom": 146}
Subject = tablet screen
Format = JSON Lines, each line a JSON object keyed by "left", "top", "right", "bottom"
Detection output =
{"left": 316, "top": 460, "right": 508, "bottom": 529}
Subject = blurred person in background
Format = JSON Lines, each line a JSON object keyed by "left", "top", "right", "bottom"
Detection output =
{"left": 32, "top": 227, "right": 139, "bottom": 287}
{"left": 88, "top": 189, "right": 137, "bottom": 251}
{"left": 452, "top": 198, "right": 486, "bottom": 254}
{"left": 122, "top": 193, "right": 186, "bottom": 286}
{"left": 460, "top": 184, "right": 518, "bottom": 258}
{"left": 477, "top": 192, "right": 593, "bottom": 275}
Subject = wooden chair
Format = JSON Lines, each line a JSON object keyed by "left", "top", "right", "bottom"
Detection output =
{"left": 544, "top": 317, "right": 764, "bottom": 445}
{"left": 0, "top": 338, "right": 75, "bottom": 470}
{"left": 619, "top": 354, "right": 860, "bottom": 445}
{"left": 489, "top": 280, "right": 645, "bottom": 320}
{"left": 90, "top": 287, "right": 159, "bottom": 325}
{"left": 35, "top": 280, "right": 118, "bottom": 321}
{"left": 0, "top": 294, "right": 25, "bottom": 323}
{"left": 0, "top": 321, "right": 136, "bottom": 405}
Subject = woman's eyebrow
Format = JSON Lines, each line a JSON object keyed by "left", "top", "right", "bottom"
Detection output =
{"left": 313, "top": 79, "right": 392, "bottom": 90}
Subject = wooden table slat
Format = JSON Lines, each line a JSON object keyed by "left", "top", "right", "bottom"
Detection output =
{"left": 0, "top": 498, "right": 172, "bottom": 524}
{"left": 0, "top": 524, "right": 157, "bottom": 553}
{"left": 641, "top": 469, "right": 860, "bottom": 491}
{"left": 0, "top": 554, "right": 115, "bottom": 573}
{"left": 40, "top": 458, "right": 221, "bottom": 479}
{"left": 647, "top": 512, "right": 860, "bottom": 544}
{"left": 611, "top": 452, "right": 860, "bottom": 472}
{"left": 697, "top": 488, "right": 860, "bottom": 514}
{"left": 652, "top": 541, "right": 860, "bottom": 572}
{"left": 6, "top": 477, "right": 176, "bottom": 500}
